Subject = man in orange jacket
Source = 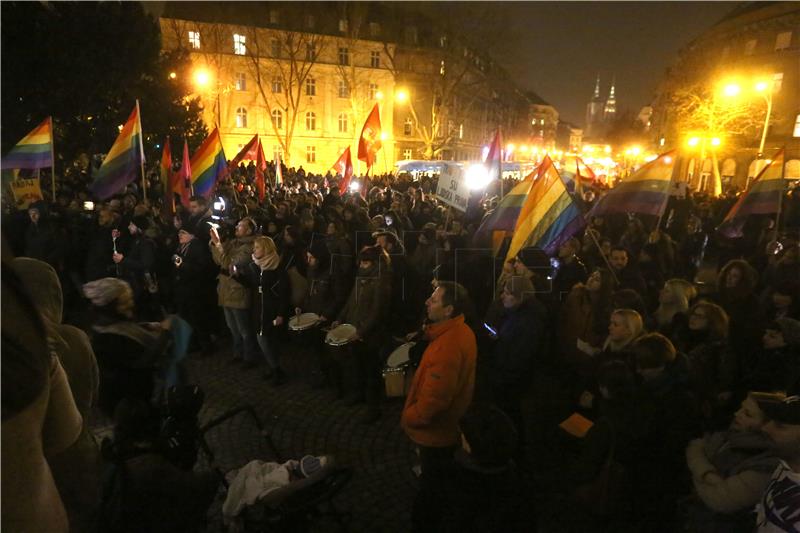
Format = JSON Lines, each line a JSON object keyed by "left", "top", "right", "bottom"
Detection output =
{"left": 401, "top": 280, "right": 477, "bottom": 532}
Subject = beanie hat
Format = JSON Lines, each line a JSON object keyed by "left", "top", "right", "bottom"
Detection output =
{"left": 517, "top": 246, "right": 550, "bottom": 270}
{"left": 775, "top": 317, "right": 800, "bottom": 347}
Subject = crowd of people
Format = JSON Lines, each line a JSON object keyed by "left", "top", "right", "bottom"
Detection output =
{"left": 2, "top": 156, "right": 800, "bottom": 532}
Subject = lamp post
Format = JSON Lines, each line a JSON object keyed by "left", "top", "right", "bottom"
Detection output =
{"left": 193, "top": 67, "right": 221, "bottom": 126}
{"left": 754, "top": 80, "right": 773, "bottom": 158}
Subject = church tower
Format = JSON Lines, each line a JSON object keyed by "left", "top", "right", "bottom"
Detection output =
{"left": 603, "top": 76, "right": 617, "bottom": 123}
{"left": 585, "top": 75, "right": 604, "bottom": 138}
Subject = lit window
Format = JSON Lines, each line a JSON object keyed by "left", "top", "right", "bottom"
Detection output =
{"left": 368, "top": 83, "right": 378, "bottom": 99}
{"left": 459, "top": 124, "right": 464, "bottom": 139}
{"left": 188, "top": 31, "right": 200, "bottom": 49}
{"left": 339, "top": 19, "right": 348, "bottom": 33}
{"left": 794, "top": 114, "right": 800, "bottom": 138}
{"left": 271, "top": 109, "right": 282, "bottom": 129}
{"left": 269, "top": 9, "right": 279, "bottom": 24}
{"left": 337, "top": 79, "right": 349, "bottom": 98}
{"left": 235, "top": 72, "right": 246, "bottom": 91}
{"left": 440, "top": 35, "right": 448, "bottom": 48}
{"left": 440, "top": 61, "right": 446, "bottom": 76}
{"left": 271, "top": 39, "right": 281, "bottom": 58}
{"left": 271, "top": 78, "right": 282, "bottom": 94}
{"left": 306, "top": 43, "right": 315, "bottom": 61}
{"left": 403, "top": 149, "right": 412, "bottom": 160}
{"left": 338, "top": 47, "right": 349, "bottom": 66}
{"left": 370, "top": 51, "right": 380, "bottom": 68}
{"left": 369, "top": 22, "right": 380, "bottom": 37}
{"left": 306, "top": 77, "right": 316, "bottom": 96}
{"left": 773, "top": 72, "right": 784, "bottom": 92}
{"left": 744, "top": 39, "right": 757, "bottom": 55}
{"left": 404, "top": 117, "right": 413, "bottom": 136}
{"left": 306, "top": 146, "right": 316, "bottom": 163}
{"left": 775, "top": 31, "right": 792, "bottom": 51}
{"left": 338, "top": 113, "right": 348, "bottom": 133}
{"left": 236, "top": 107, "right": 247, "bottom": 128}
{"left": 306, "top": 112, "right": 316, "bottom": 131}
{"left": 234, "top": 33, "right": 246, "bottom": 55}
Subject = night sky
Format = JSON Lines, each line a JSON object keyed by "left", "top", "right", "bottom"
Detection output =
{"left": 485, "top": 1, "right": 739, "bottom": 125}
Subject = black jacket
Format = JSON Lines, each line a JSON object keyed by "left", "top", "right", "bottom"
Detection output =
{"left": 235, "top": 263, "right": 290, "bottom": 335}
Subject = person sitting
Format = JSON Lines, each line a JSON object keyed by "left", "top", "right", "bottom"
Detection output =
{"left": 685, "top": 392, "right": 783, "bottom": 533}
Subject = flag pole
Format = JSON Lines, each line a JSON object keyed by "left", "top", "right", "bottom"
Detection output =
{"left": 49, "top": 116, "right": 56, "bottom": 202}
{"left": 773, "top": 147, "right": 787, "bottom": 243}
{"left": 586, "top": 227, "right": 619, "bottom": 286}
{"left": 136, "top": 100, "right": 147, "bottom": 203}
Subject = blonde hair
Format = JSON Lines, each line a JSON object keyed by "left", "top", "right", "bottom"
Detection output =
{"left": 605, "top": 308, "right": 644, "bottom": 351}
{"left": 254, "top": 235, "right": 278, "bottom": 256}
{"left": 654, "top": 279, "right": 696, "bottom": 326}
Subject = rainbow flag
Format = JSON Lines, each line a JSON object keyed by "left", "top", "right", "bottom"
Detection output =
{"left": 474, "top": 166, "right": 537, "bottom": 247}
{"left": 90, "top": 103, "right": 144, "bottom": 199}
{"left": 2, "top": 117, "right": 54, "bottom": 170}
{"left": 506, "top": 156, "right": 585, "bottom": 260}
{"left": 560, "top": 156, "right": 597, "bottom": 196}
{"left": 190, "top": 127, "right": 227, "bottom": 198}
{"left": 719, "top": 149, "right": 785, "bottom": 237}
{"left": 588, "top": 150, "right": 675, "bottom": 218}
{"left": 160, "top": 137, "right": 173, "bottom": 215}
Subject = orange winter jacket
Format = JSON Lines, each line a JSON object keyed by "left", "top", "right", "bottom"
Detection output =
{"left": 401, "top": 314, "right": 477, "bottom": 448}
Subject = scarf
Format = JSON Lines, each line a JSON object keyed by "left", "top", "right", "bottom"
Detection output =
{"left": 252, "top": 252, "right": 280, "bottom": 271}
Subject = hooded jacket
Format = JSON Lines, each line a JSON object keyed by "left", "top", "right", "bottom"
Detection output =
{"left": 210, "top": 234, "right": 256, "bottom": 309}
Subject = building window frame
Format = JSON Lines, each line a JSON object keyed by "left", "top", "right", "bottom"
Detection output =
{"left": 233, "top": 33, "right": 246, "bottom": 55}
{"left": 337, "top": 79, "right": 349, "bottom": 98}
{"left": 306, "top": 111, "right": 316, "bottom": 131}
{"left": 744, "top": 39, "right": 757, "bottom": 55}
{"left": 338, "top": 112, "right": 348, "bottom": 133}
{"left": 775, "top": 31, "right": 792, "bottom": 51}
{"left": 306, "top": 77, "right": 316, "bottom": 96}
{"left": 338, "top": 47, "right": 350, "bottom": 66}
{"left": 370, "top": 51, "right": 380, "bottom": 68}
{"left": 188, "top": 30, "right": 201, "bottom": 49}
{"left": 404, "top": 117, "right": 413, "bottom": 136}
{"left": 271, "top": 77, "right": 282, "bottom": 94}
{"left": 403, "top": 149, "right": 413, "bottom": 160}
{"left": 271, "top": 109, "right": 283, "bottom": 129}
{"left": 368, "top": 83, "right": 378, "bottom": 100}
{"left": 236, "top": 107, "right": 247, "bottom": 128}
{"left": 235, "top": 72, "right": 246, "bottom": 91}
{"left": 306, "top": 145, "right": 316, "bottom": 163}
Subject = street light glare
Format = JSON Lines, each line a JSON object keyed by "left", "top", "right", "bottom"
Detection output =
{"left": 395, "top": 89, "right": 409, "bottom": 103}
{"left": 194, "top": 68, "right": 211, "bottom": 88}
{"left": 723, "top": 83, "right": 741, "bottom": 97}
{"left": 375, "top": 90, "right": 384, "bottom": 100}
{"left": 710, "top": 137, "right": 721, "bottom": 147}
{"left": 687, "top": 137, "right": 700, "bottom": 147}
{"left": 465, "top": 164, "right": 491, "bottom": 190}
{"left": 755, "top": 81, "right": 769, "bottom": 92}
{"left": 169, "top": 71, "right": 177, "bottom": 80}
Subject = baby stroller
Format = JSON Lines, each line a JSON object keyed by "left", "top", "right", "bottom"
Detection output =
{"left": 100, "top": 386, "right": 352, "bottom": 533}
{"left": 198, "top": 403, "right": 353, "bottom": 532}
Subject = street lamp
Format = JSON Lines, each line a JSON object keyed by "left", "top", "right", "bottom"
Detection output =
{"left": 395, "top": 89, "right": 409, "bottom": 103}
{"left": 193, "top": 67, "right": 221, "bottom": 126}
{"left": 754, "top": 79, "right": 773, "bottom": 158}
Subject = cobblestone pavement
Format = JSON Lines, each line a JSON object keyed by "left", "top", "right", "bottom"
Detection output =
{"left": 188, "top": 335, "right": 417, "bottom": 533}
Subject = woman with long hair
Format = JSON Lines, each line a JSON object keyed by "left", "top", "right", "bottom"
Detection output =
{"left": 651, "top": 278, "right": 697, "bottom": 335}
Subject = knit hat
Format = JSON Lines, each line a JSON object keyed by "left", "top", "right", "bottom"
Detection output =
{"left": 774, "top": 317, "right": 800, "bottom": 347}
{"left": 516, "top": 246, "right": 550, "bottom": 270}
{"left": 83, "top": 278, "right": 131, "bottom": 307}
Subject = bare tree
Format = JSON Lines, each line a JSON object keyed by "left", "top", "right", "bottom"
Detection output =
{"left": 244, "top": 26, "right": 327, "bottom": 165}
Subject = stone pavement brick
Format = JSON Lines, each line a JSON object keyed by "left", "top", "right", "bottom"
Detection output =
{"left": 188, "top": 340, "right": 417, "bottom": 532}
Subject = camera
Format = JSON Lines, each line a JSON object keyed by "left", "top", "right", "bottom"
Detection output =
{"left": 172, "top": 254, "right": 183, "bottom": 266}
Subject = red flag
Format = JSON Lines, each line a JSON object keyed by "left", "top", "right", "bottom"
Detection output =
{"left": 160, "top": 137, "right": 174, "bottom": 216}
{"left": 172, "top": 140, "right": 191, "bottom": 208}
{"left": 229, "top": 134, "right": 259, "bottom": 169}
{"left": 333, "top": 147, "right": 354, "bottom": 195}
{"left": 255, "top": 140, "right": 267, "bottom": 202}
{"left": 357, "top": 103, "right": 382, "bottom": 169}
{"left": 484, "top": 128, "right": 502, "bottom": 181}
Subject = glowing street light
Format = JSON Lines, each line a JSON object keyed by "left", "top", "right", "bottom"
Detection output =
{"left": 687, "top": 137, "right": 700, "bottom": 147}
{"left": 169, "top": 71, "right": 177, "bottom": 80}
{"left": 395, "top": 89, "right": 409, "bottom": 103}
{"left": 465, "top": 164, "right": 491, "bottom": 190}
{"left": 754, "top": 81, "right": 769, "bottom": 93}
{"left": 349, "top": 181, "right": 361, "bottom": 193}
{"left": 193, "top": 68, "right": 211, "bottom": 88}
{"left": 710, "top": 137, "right": 722, "bottom": 147}
{"left": 375, "top": 90, "right": 384, "bottom": 100}
{"left": 722, "top": 83, "right": 741, "bottom": 97}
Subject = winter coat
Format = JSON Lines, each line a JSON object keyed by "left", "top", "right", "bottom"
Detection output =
{"left": 336, "top": 264, "right": 391, "bottom": 341}
{"left": 210, "top": 235, "right": 255, "bottom": 309}
{"left": 120, "top": 234, "right": 156, "bottom": 299}
{"left": 746, "top": 346, "right": 800, "bottom": 395}
{"left": 236, "top": 262, "right": 290, "bottom": 335}
{"left": 173, "top": 238, "right": 215, "bottom": 302}
{"left": 686, "top": 430, "right": 778, "bottom": 514}
{"left": 402, "top": 314, "right": 477, "bottom": 448}
{"left": 301, "top": 264, "right": 349, "bottom": 321}
{"left": 24, "top": 219, "right": 61, "bottom": 267}
{"left": 558, "top": 286, "right": 610, "bottom": 373}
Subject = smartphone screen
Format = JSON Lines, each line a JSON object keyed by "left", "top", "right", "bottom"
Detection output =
{"left": 483, "top": 323, "right": 497, "bottom": 336}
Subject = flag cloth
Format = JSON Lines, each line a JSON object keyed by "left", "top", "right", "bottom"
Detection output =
{"left": 485, "top": 129, "right": 503, "bottom": 182}
{"left": 588, "top": 150, "right": 675, "bottom": 218}
{"left": 358, "top": 103, "right": 382, "bottom": 168}
{"left": 190, "top": 127, "right": 227, "bottom": 198}
{"left": 473, "top": 166, "right": 538, "bottom": 245}
{"left": 719, "top": 149, "right": 785, "bottom": 237}
{"left": 274, "top": 152, "right": 284, "bottom": 187}
{"left": 561, "top": 156, "right": 597, "bottom": 196}
{"left": 255, "top": 140, "right": 267, "bottom": 202}
{"left": 173, "top": 140, "right": 192, "bottom": 208}
{"left": 229, "top": 134, "right": 259, "bottom": 169}
{"left": 506, "top": 156, "right": 585, "bottom": 260}
{"left": 90, "top": 104, "right": 145, "bottom": 200}
{"left": 333, "top": 147, "right": 355, "bottom": 195}
{"left": 160, "top": 138, "right": 174, "bottom": 214}
{"left": 2, "top": 117, "right": 54, "bottom": 170}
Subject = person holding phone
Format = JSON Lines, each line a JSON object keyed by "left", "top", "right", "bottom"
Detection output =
{"left": 210, "top": 217, "right": 259, "bottom": 366}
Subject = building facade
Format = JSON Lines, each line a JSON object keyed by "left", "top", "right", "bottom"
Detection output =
{"left": 652, "top": 2, "right": 800, "bottom": 189}
{"left": 160, "top": 2, "right": 532, "bottom": 174}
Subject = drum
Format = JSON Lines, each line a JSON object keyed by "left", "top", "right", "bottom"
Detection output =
{"left": 325, "top": 324, "right": 357, "bottom": 346}
{"left": 288, "top": 313, "right": 321, "bottom": 332}
{"left": 383, "top": 342, "right": 416, "bottom": 398}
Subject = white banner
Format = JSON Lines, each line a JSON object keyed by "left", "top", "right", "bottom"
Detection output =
{"left": 435, "top": 163, "right": 470, "bottom": 212}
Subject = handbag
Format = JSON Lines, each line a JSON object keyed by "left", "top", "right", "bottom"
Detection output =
{"left": 572, "top": 421, "right": 627, "bottom": 516}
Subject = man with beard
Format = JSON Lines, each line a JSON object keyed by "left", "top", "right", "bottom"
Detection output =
{"left": 210, "top": 217, "right": 258, "bottom": 365}
{"left": 332, "top": 245, "right": 391, "bottom": 423}
{"left": 187, "top": 196, "right": 213, "bottom": 246}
